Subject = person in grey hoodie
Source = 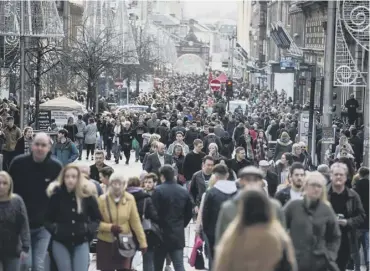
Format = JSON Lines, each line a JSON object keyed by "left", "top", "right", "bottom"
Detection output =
{"left": 75, "top": 115, "right": 86, "bottom": 160}
{"left": 202, "top": 164, "right": 237, "bottom": 269}
{"left": 215, "top": 166, "right": 285, "bottom": 245}
{"left": 83, "top": 118, "right": 98, "bottom": 160}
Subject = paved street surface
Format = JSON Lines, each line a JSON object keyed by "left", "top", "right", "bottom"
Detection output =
{"left": 76, "top": 150, "right": 198, "bottom": 271}
{"left": 79, "top": 150, "right": 365, "bottom": 271}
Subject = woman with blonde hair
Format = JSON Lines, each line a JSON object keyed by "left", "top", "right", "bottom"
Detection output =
{"left": 44, "top": 164, "right": 101, "bottom": 271}
{"left": 96, "top": 172, "right": 147, "bottom": 271}
{"left": 214, "top": 189, "right": 297, "bottom": 271}
{"left": 284, "top": 172, "right": 341, "bottom": 271}
{"left": 0, "top": 171, "right": 30, "bottom": 271}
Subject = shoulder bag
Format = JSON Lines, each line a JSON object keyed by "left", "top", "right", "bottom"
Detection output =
{"left": 142, "top": 198, "right": 163, "bottom": 246}
{"left": 105, "top": 196, "right": 136, "bottom": 258}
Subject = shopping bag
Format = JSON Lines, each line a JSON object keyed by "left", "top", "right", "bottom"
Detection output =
{"left": 132, "top": 138, "right": 139, "bottom": 149}
{"left": 189, "top": 235, "right": 203, "bottom": 267}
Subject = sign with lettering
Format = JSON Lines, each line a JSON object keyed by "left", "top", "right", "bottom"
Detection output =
{"left": 321, "top": 127, "right": 335, "bottom": 144}
{"left": 51, "top": 111, "right": 79, "bottom": 128}
{"left": 38, "top": 110, "right": 51, "bottom": 131}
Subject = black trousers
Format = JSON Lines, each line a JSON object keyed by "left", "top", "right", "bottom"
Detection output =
{"left": 86, "top": 144, "right": 95, "bottom": 157}
{"left": 2, "top": 150, "right": 15, "bottom": 171}
{"left": 122, "top": 143, "right": 131, "bottom": 162}
{"left": 336, "top": 240, "right": 351, "bottom": 271}
{"left": 106, "top": 139, "right": 113, "bottom": 159}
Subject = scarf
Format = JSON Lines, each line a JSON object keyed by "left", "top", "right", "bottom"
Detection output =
{"left": 244, "top": 134, "right": 254, "bottom": 160}
{"left": 113, "top": 125, "right": 121, "bottom": 144}
{"left": 126, "top": 187, "right": 142, "bottom": 193}
{"left": 255, "top": 137, "right": 267, "bottom": 162}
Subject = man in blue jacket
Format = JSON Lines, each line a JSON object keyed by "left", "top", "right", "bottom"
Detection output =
{"left": 52, "top": 129, "right": 79, "bottom": 165}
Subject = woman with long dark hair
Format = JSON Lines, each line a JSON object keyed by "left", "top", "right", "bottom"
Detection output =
{"left": 254, "top": 130, "right": 268, "bottom": 163}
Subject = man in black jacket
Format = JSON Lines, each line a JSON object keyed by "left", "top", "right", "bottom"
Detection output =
{"left": 9, "top": 133, "right": 62, "bottom": 271}
{"left": 152, "top": 165, "right": 192, "bottom": 271}
{"left": 349, "top": 129, "right": 363, "bottom": 169}
{"left": 328, "top": 162, "right": 365, "bottom": 271}
{"left": 202, "top": 164, "right": 237, "bottom": 269}
{"left": 229, "top": 146, "right": 252, "bottom": 175}
{"left": 353, "top": 167, "right": 369, "bottom": 271}
{"left": 259, "top": 160, "right": 279, "bottom": 197}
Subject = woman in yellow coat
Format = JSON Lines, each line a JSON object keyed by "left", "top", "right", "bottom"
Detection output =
{"left": 96, "top": 172, "right": 147, "bottom": 271}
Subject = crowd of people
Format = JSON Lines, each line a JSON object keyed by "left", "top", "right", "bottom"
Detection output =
{"left": 0, "top": 73, "right": 368, "bottom": 271}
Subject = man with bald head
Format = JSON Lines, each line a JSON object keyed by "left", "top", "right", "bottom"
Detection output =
{"left": 144, "top": 142, "right": 173, "bottom": 176}
{"left": 9, "top": 132, "right": 62, "bottom": 271}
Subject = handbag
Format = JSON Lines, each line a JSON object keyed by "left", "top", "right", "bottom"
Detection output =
{"left": 105, "top": 196, "right": 136, "bottom": 258}
{"left": 189, "top": 235, "right": 204, "bottom": 267}
{"left": 141, "top": 198, "right": 163, "bottom": 246}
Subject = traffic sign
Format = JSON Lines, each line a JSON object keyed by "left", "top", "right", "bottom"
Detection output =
{"left": 210, "top": 79, "right": 221, "bottom": 91}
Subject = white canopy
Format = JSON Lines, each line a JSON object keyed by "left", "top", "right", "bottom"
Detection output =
{"left": 40, "top": 97, "right": 86, "bottom": 113}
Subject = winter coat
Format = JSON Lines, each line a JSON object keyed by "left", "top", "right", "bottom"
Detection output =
{"left": 128, "top": 189, "right": 158, "bottom": 223}
{"left": 273, "top": 139, "right": 293, "bottom": 161}
{"left": 353, "top": 176, "right": 369, "bottom": 229}
{"left": 52, "top": 138, "right": 79, "bottom": 166}
{"left": 184, "top": 128, "right": 200, "bottom": 148}
{"left": 214, "top": 223, "right": 297, "bottom": 271}
{"left": 233, "top": 125, "right": 244, "bottom": 142}
{"left": 133, "top": 124, "right": 148, "bottom": 147}
{"left": 202, "top": 180, "right": 237, "bottom": 238}
{"left": 128, "top": 188, "right": 159, "bottom": 248}
{"left": 152, "top": 180, "right": 193, "bottom": 249}
{"left": 63, "top": 124, "right": 78, "bottom": 142}
{"left": 2, "top": 125, "right": 21, "bottom": 152}
{"left": 327, "top": 185, "right": 366, "bottom": 256}
{"left": 157, "top": 125, "right": 170, "bottom": 145}
{"left": 45, "top": 182, "right": 101, "bottom": 247}
{"left": 203, "top": 133, "right": 223, "bottom": 153}
{"left": 220, "top": 135, "right": 234, "bottom": 159}
{"left": 84, "top": 123, "right": 97, "bottom": 145}
{"left": 215, "top": 192, "right": 285, "bottom": 245}
{"left": 189, "top": 170, "right": 208, "bottom": 207}
{"left": 97, "top": 192, "right": 147, "bottom": 249}
{"left": 10, "top": 153, "right": 62, "bottom": 229}
{"left": 75, "top": 120, "right": 86, "bottom": 139}
{"left": 284, "top": 198, "right": 341, "bottom": 271}
{"left": 275, "top": 184, "right": 293, "bottom": 205}
{"left": 0, "top": 195, "right": 30, "bottom": 258}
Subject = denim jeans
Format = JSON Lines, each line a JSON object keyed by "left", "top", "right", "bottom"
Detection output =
{"left": 52, "top": 241, "right": 89, "bottom": 271}
{"left": 1, "top": 257, "right": 20, "bottom": 271}
{"left": 143, "top": 249, "right": 154, "bottom": 271}
{"left": 76, "top": 138, "right": 84, "bottom": 158}
{"left": 21, "top": 227, "right": 51, "bottom": 271}
{"left": 354, "top": 230, "right": 369, "bottom": 271}
{"left": 154, "top": 248, "right": 184, "bottom": 271}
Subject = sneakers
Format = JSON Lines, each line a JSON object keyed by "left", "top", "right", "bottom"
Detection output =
{"left": 164, "top": 266, "right": 173, "bottom": 271}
